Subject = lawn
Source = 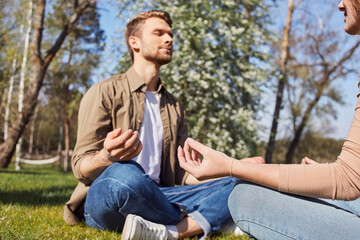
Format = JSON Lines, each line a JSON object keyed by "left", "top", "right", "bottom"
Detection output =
{"left": 0, "top": 163, "right": 249, "bottom": 239}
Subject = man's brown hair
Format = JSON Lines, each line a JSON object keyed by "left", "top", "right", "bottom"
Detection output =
{"left": 125, "top": 10, "right": 172, "bottom": 62}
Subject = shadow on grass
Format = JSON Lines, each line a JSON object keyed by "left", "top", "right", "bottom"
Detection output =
{"left": 0, "top": 185, "right": 74, "bottom": 206}
{"left": 0, "top": 169, "right": 51, "bottom": 175}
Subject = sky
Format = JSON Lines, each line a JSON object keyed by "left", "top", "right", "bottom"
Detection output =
{"left": 275, "top": 0, "right": 360, "bottom": 141}
{"left": 96, "top": 0, "right": 360, "bottom": 141}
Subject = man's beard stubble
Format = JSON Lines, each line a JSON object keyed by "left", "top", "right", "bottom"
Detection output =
{"left": 142, "top": 45, "right": 172, "bottom": 66}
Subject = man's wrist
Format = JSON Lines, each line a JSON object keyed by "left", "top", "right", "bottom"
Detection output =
{"left": 98, "top": 148, "right": 114, "bottom": 164}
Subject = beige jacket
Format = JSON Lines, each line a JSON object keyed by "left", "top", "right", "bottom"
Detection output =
{"left": 64, "top": 68, "right": 189, "bottom": 225}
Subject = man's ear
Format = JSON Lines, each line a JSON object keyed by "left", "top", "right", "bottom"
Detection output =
{"left": 129, "top": 36, "right": 140, "bottom": 52}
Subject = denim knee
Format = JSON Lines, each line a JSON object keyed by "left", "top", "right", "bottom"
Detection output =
{"left": 99, "top": 161, "right": 146, "bottom": 182}
{"left": 85, "top": 161, "right": 183, "bottom": 229}
{"left": 89, "top": 161, "right": 155, "bottom": 203}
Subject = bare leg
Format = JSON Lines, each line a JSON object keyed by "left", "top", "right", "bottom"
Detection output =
{"left": 176, "top": 216, "right": 203, "bottom": 238}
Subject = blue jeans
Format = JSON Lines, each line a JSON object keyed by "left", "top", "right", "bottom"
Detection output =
{"left": 84, "top": 161, "right": 237, "bottom": 237}
{"left": 228, "top": 181, "right": 360, "bottom": 240}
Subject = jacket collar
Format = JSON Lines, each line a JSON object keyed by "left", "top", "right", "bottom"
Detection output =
{"left": 126, "top": 67, "right": 165, "bottom": 93}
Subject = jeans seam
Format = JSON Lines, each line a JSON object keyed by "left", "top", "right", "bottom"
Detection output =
{"left": 195, "top": 183, "right": 228, "bottom": 207}
{"left": 163, "top": 178, "right": 235, "bottom": 196}
{"left": 236, "top": 219, "right": 297, "bottom": 240}
{"left": 342, "top": 201, "right": 360, "bottom": 217}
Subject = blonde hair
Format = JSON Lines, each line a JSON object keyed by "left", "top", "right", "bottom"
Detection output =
{"left": 125, "top": 10, "right": 172, "bottom": 62}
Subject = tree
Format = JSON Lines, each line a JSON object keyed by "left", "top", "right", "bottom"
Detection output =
{"left": 284, "top": 34, "right": 360, "bottom": 164}
{"left": 259, "top": 131, "right": 344, "bottom": 164}
{"left": 0, "top": 0, "right": 24, "bottom": 141}
{"left": 117, "top": 0, "right": 274, "bottom": 158}
{"left": 4, "top": 22, "right": 24, "bottom": 141}
{"left": 265, "top": 0, "right": 303, "bottom": 163}
{"left": 28, "top": 105, "right": 38, "bottom": 154}
{"left": 43, "top": 0, "right": 104, "bottom": 171}
{"left": 278, "top": 1, "right": 360, "bottom": 163}
{"left": 14, "top": 0, "right": 33, "bottom": 170}
{"left": 0, "top": 0, "right": 98, "bottom": 168}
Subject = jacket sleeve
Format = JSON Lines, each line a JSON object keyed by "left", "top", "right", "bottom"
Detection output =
{"left": 175, "top": 103, "right": 189, "bottom": 186}
{"left": 71, "top": 83, "right": 113, "bottom": 185}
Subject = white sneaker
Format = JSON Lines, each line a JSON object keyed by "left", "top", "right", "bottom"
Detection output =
{"left": 121, "top": 214, "right": 168, "bottom": 240}
{"left": 220, "top": 220, "right": 244, "bottom": 236}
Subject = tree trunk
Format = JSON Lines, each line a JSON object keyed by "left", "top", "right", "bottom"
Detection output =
{"left": 28, "top": 105, "right": 39, "bottom": 155}
{"left": 4, "top": 56, "right": 19, "bottom": 141}
{"left": 265, "top": 0, "right": 295, "bottom": 163}
{"left": 63, "top": 36, "right": 73, "bottom": 172}
{"left": 63, "top": 118, "right": 70, "bottom": 172}
{"left": 0, "top": 0, "right": 96, "bottom": 168}
{"left": 285, "top": 88, "right": 323, "bottom": 163}
{"left": 15, "top": 0, "right": 33, "bottom": 170}
{"left": 4, "top": 24, "right": 25, "bottom": 140}
{"left": 57, "top": 123, "right": 63, "bottom": 167}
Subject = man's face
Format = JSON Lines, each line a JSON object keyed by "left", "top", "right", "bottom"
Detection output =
{"left": 137, "top": 17, "right": 173, "bottom": 65}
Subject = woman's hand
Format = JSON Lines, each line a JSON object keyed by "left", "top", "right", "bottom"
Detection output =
{"left": 178, "top": 138, "right": 233, "bottom": 180}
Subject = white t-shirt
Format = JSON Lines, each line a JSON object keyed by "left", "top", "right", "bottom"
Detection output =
{"left": 132, "top": 91, "right": 163, "bottom": 183}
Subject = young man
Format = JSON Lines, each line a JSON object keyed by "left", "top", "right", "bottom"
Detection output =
{"left": 63, "top": 10, "right": 238, "bottom": 240}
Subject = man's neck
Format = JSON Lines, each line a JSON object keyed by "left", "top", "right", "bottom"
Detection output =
{"left": 132, "top": 59, "right": 161, "bottom": 92}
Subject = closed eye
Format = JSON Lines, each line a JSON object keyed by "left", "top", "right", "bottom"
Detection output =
{"left": 153, "top": 29, "right": 174, "bottom": 38}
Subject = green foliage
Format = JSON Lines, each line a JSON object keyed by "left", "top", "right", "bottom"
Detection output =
{"left": 117, "top": 0, "right": 274, "bottom": 158}
{"left": 0, "top": 163, "right": 250, "bottom": 240}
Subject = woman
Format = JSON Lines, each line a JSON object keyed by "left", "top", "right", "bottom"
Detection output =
{"left": 178, "top": 1, "right": 360, "bottom": 239}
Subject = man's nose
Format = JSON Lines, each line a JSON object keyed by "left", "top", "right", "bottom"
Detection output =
{"left": 164, "top": 33, "right": 173, "bottom": 44}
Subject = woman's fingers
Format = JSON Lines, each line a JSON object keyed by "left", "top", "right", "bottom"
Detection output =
{"left": 178, "top": 146, "right": 196, "bottom": 174}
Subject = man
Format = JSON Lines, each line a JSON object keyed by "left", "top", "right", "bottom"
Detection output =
{"left": 63, "top": 10, "right": 238, "bottom": 240}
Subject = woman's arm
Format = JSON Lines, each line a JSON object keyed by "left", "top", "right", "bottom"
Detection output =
{"left": 178, "top": 139, "right": 280, "bottom": 189}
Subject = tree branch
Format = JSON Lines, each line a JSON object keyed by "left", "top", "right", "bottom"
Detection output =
{"left": 43, "top": 0, "right": 96, "bottom": 68}
{"left": 329, "top": 39, "right": 360, "bottom": 74}
{"left": 31, "top": 0, "right": 46, "bottom": 67}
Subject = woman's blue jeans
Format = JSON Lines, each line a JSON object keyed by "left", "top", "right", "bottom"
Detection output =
{"left": 84, "top": 161, "right": 237, "bottom": 236}
{"left": 228, "top": 181, "right": 360, "bottom": 240}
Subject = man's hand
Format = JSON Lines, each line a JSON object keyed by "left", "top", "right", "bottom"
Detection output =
{"left": 301, "top": 157, "right": 319, "bottom": 165}
{"left": 104, "top": 128, "right": 143, "bottom": 161}
{"left": 241, "top": 156, "right": 265, "bottom": 164}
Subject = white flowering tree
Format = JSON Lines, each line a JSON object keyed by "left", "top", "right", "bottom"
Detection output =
{"left": 117, "top": 0, "right": 273, "bottom": 158}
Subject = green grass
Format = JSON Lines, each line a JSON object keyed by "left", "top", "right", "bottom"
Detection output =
{"left": 0, "top": 163, "right": 249, "bottom": 239}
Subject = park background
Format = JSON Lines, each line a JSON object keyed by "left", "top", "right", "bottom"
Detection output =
{"left": 0, "top": 0, "right": 359, "bottom": 239}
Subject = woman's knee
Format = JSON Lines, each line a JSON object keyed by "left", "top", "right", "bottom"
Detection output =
{"left": 229, "top": 182, "right": 255, "bottom": 219}
{"left": 228, "top": 182, "right": 278, "bottom": 221}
